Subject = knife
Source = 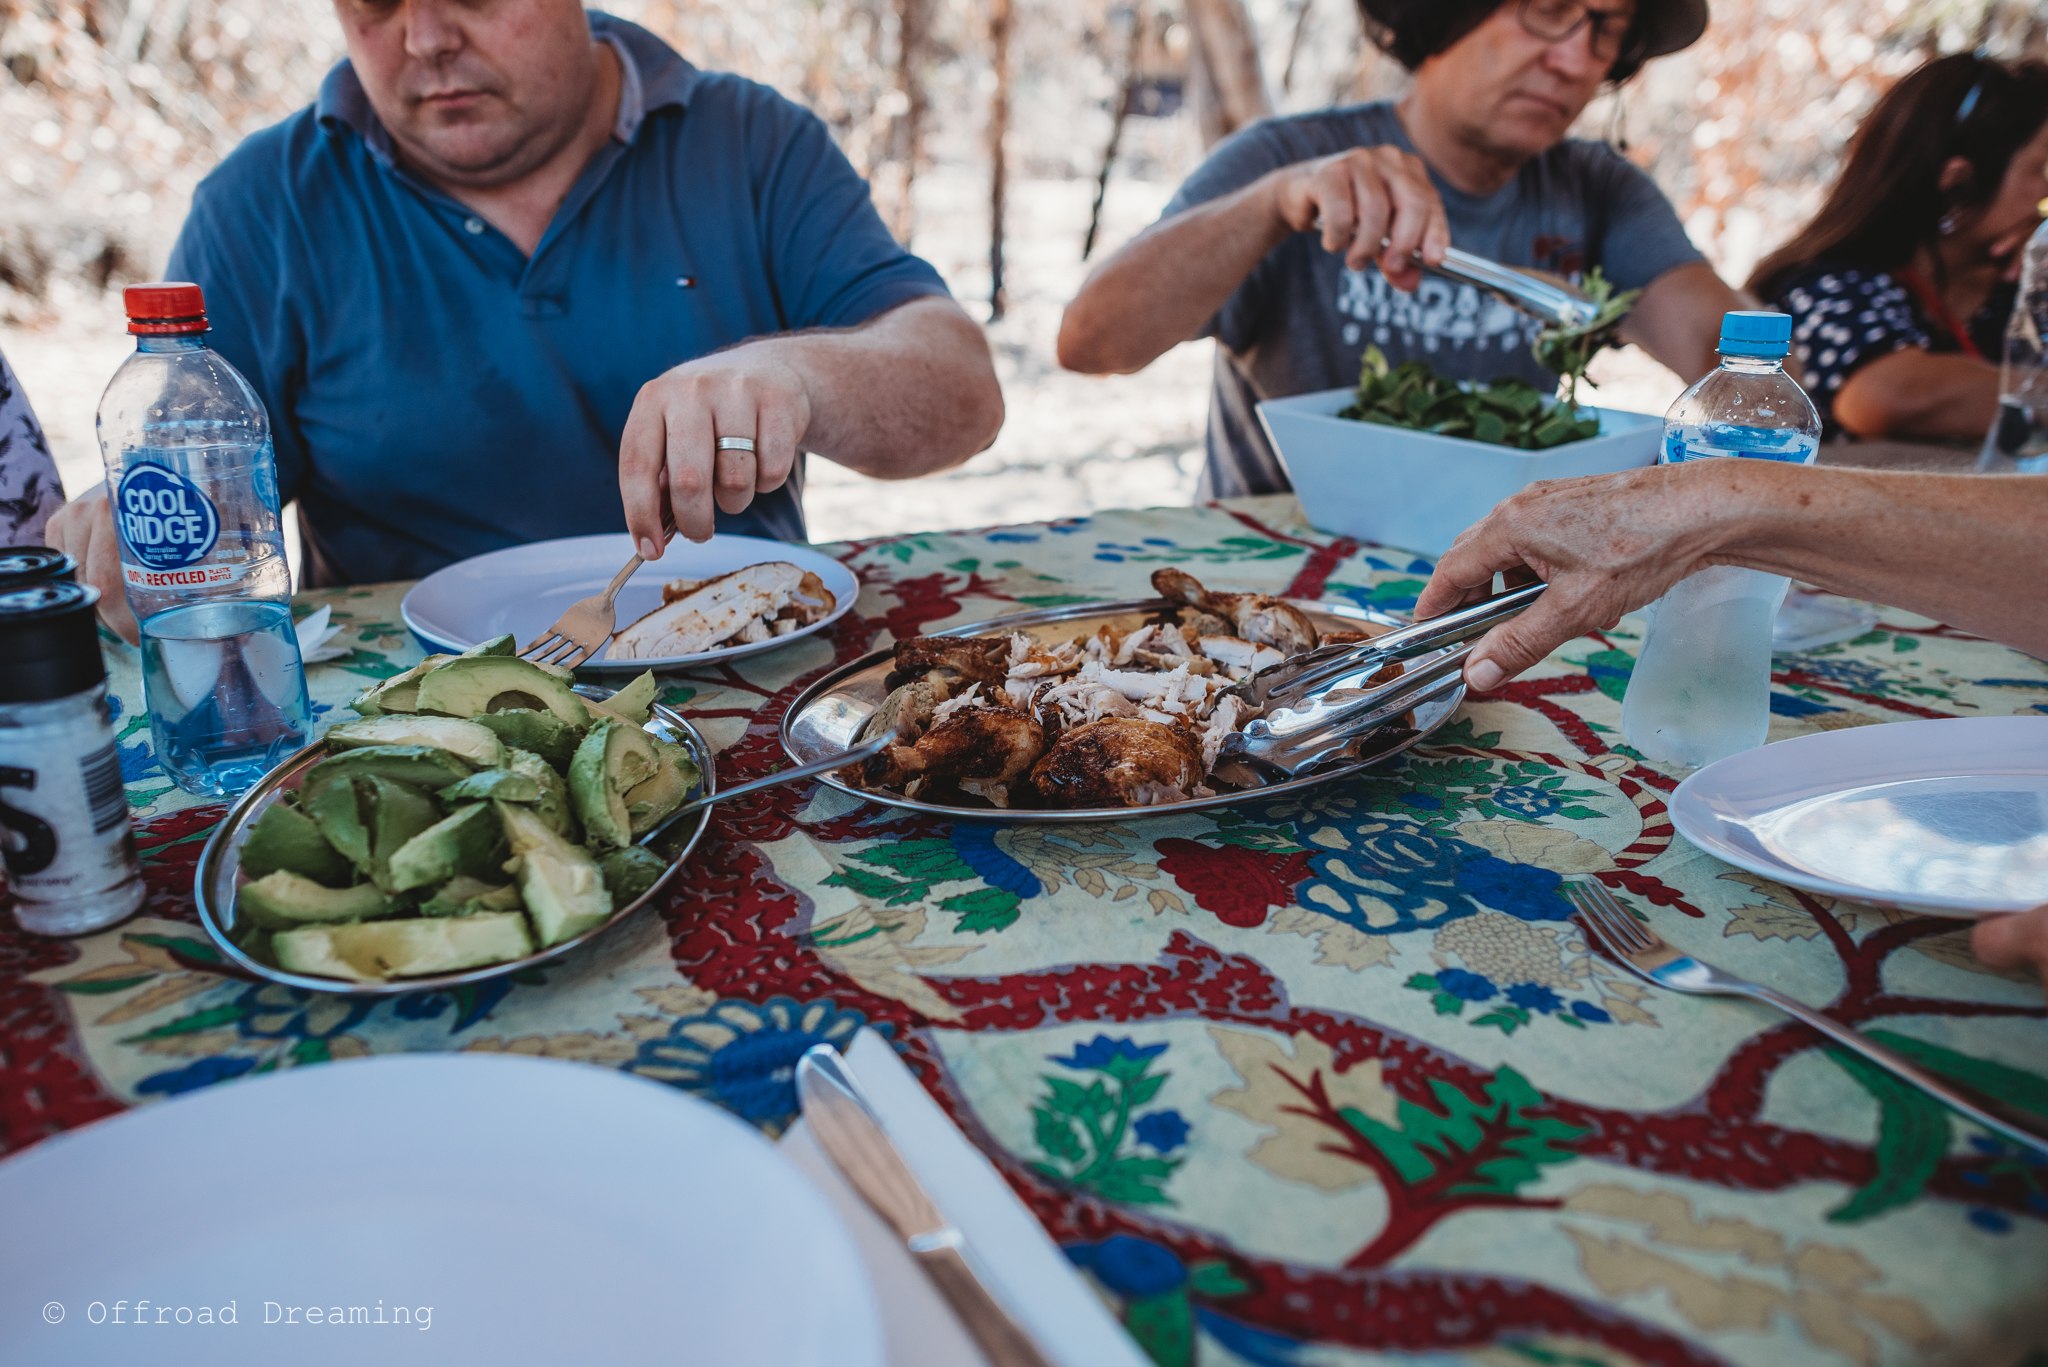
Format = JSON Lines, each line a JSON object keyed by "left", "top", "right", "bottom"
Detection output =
{"left": 795, "top": 1044, "right": 1057, "bottom": 1367}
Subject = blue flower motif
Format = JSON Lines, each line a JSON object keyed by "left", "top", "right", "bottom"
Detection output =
{"left": 949, "top": 824, "right": 1041, "bottom": 898}
{"left": 983, "top": 532, "right": 1040, "bottom": 543}
{"left": 136, "top": 1055, "right": 257, "bottom": 1096}
{"left": 1051, "top": 1035, "right": 1167, "bottom": 1071}
{"left": 1506, "top": 982, "right": 1563, "bottom": 1014}
{"left": 628, "top": 996, "right": 867, "bottom": 1131}
{"left": 394, "top": 991, "right": 451, "bottom": 1021}
{"left": 1069, "top": 1235, "right": 1186, "bottom": 1298}
{"left": 1492, "top": 784, "right": 1564, "bottom": 819}
{"left": 1401, "top": 791, "right": 1444, "bottom": 812}
{"left": 118, "top": 740, "right": 160, "bottom": 782}
{"left": 1094, "top": 552, "right": 1126, "bottom": 562}
{"left": 104, "top": 693, "right": 123, "bottom": 723}
{"left": 234, "top": 983, "right": 375, "bottom": 1040}
{"left": 1436, "top": 968, "right": 1497, "bottom": 1002}
{"left": 1968, "top": 1208, "right": 2013, "bottom": 1234}
{"left": 1133, "top": 1110, "right": 1190, "bottom": 1153}
{"left": 1571, "top": 1000, "right": 1612, "bottom": 1023}
{"left": 1455, "top": 856, "right": 1574, "bottom": 921}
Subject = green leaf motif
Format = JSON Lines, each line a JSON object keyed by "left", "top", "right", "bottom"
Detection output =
{"left": 1186, "top": 1260, "right": 1251, "bottom": 1298}
{"left": 822, "top": 865, "right": 923, "bottom": 904}
{"left": 1428, "top": 718, "right": 1504, "bottom": 749}
{"left": 57, "top": 976, "right": 154, "bottom": 995}
{"left": 1827, "top": 1045, "right": 1951, "bottom": 1222}
{"left": 121, "top": 1003, "right": 248, "bottom": 1043}
{"left": 128, "top": 933, "right": 223, "bottom": 964}
{"left": 1094, "top": 1156, "right": 1179, "bottom": 1205}
{"left": 1034, "top": 1107, "right": 1087, "bottom": 1164}
{"left": 1866, "top": 1030, "right": 2048, "bottom": 1117}
{"left": 1123, "top": 1287, "right": 1193, "bottom": 1367}
{"left": 850, "top": 839, "right": 974, "bottom": 885}
{"left": 1339, "top": 1066, "right": 1587, "bottom": 1199}
{"left": 939, "top": 887, "right": 1022, "bottom": 933}
{"left": 1125, "top": 1073, "right": 1168, "bottom": 1108}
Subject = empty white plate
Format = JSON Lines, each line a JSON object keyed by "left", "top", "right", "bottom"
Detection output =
{"left": 401, "top": 533, "right": 860, "bottom": 672}
{"left": 1670, "top": 715, "right": 2048, "bottom": 916}
{"left": 0, "top": 1055, "right": 882, "bottom": 1367}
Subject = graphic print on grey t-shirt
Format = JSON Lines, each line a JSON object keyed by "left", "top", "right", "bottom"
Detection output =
{"left": 1156, "top": 102, "right": 1704, "bottom": 501}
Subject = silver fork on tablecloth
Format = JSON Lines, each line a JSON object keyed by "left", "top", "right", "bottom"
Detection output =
{"left": 1567, "top": 880, "right": 2048, "bottom": 1154}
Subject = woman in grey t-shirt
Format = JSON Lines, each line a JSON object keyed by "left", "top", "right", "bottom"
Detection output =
{"left": 0, "top": 348, "right": 63, "bottom": 547}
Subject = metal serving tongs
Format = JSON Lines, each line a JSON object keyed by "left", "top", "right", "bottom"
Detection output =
{"left": 1212, "top": 583, "right": 1544, "bottom": 785}
{"left": 1433, "top": 247, "right": 1601, "bottom": 330}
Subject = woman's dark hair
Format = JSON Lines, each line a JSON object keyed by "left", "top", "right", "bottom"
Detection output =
{"left": 1749, "top": 53, "right": 2048, "bottom": 300}
{"left": 1357, "top": 0, "right": 1662, "bottom": 85}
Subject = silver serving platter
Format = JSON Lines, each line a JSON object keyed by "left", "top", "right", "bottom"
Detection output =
{"left": 193, "top": 683, "right": 716, "bottom": 995}
{"left": 779, "top": 596, "right": 1463, "bottom": 823}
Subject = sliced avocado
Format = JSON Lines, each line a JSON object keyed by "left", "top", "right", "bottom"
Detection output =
{"left": 414, "top": 655, "right": 591, "bottom": 725}
{"left": 497, "top": 802, "right": 612, "bottom": 946}
{"left": 472, "top": 708, "right": 585, "bottom": 770}
{"left": 421, "top": 875, "right": 522, "bottom": 918}
{"left": 439, "top": 768, "right": 544, "bottom": 806}
{"left": 273, "top": 911, "right": 535, "bottom": 982}
{"left": 607, "top": 671, "right": 659, "bottom": 724}
{"left": 599, "top": 845, "right": 670, "bottom": 905}
{"left": 504, "top": 747, "right": 578, "bottom": 841}
{"left": 326, "top": 715, "right": 505, "bottom": 769}
{"left": 568, "top": 720, "right": 660, "bottom": 849}
{"left": 237, "top": 869, "right": 391, "bottom": 930}
{"left": 386, "top": 802, "right": 510, "bottom": 893}
{"left": 304, "top": 744, "right": 475, "bottom": 793}
{"left": 470, "top": 633, "right": 516, "bottom": 658}
{"left": 624, "top": 739, "right": 701, "bottom": 836}
{"left": 302, "top": 775, "right": 372, "bottom": 871}
{"left": 304, "top": 773, "right": 442, "bottom": 892}
{"left": 240, "top": 799, "right": 354, "bottom": 886}
{"left": 348, "top": 653, "right": 454, "bottom": 717}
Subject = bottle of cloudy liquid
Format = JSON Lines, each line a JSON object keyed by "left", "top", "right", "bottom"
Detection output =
{"left": 97, "top": 282, "right": 310, "bottom": 797}
{"left": 1977, "top": 210, "right": 2048, "bottom": 473}
{"left": 1621, "top": 312, "right": 1820, "bottom": 768}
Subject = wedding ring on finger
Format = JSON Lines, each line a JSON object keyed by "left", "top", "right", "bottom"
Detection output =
{"left": 716, "top": 436, "right": 757, "bottom": 453}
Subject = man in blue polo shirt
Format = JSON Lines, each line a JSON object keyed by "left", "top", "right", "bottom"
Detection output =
{"left": 51, "top": 0, "right": 1001, "bottom": 631}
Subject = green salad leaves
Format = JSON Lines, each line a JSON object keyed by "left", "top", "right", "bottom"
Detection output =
{"left": 1337, "top": 266, "right": 1641, "bottom": 451}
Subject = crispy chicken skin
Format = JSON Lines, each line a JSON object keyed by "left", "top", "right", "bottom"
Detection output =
{"left": 1029, "top": 717, "right": 1204, "bottom": 808}
{"left": 1151, "top": 568, "right": 1318, "bottom": 655}
{"left": 885, "top": 636, "right": 1013, "bottom": 692}
{"left": 864, "top": 707, "right": 1046, "bottom": 806}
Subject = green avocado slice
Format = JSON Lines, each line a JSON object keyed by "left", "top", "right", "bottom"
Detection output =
{"left": 607, "top": 670, "right": 659, "bottom": 724}
{"left": 624, "top": 739, "right": 701, "bottom": 836}
{"left": 304, "top": 745, "right": 475, "bottom": 793}
{"left": 568, "top": 720, "right": 660, "bottom": 850}
{"left": 471, "top": 709, "right": 585, "bottom": 770}
{"left": 498, "top": 802, "right": 612, "bottom": 946}
{"left": 439, "top": 768, "right": 544, "bottom": 806}
{"left": 240, "top": 799, "right": 354, "bottom": 887}
{"left": 386, "top": 802, "right": 510, "bottom": 893}
{"left": 347, "top": 653, "right": 454, "bottom": 717}
{"left": 504, "top": 748, "right": 578, "bottom": 840}
{"left": 237, "top": 870, "right": 391, "bottom": 930}
{"left": 414, "top": 655, "right": 592, "bottom": 725}
{"left": 599, "top": 845, "right": 671, "bottom": 906}
{"left": 326, "top": 715, "right": 506, "bottom": 769}
{"left": 273, "top": 911, "right": 534, "bottom": 983}
{"left": 421, "top": 876, "right": 522, "bottom": 918}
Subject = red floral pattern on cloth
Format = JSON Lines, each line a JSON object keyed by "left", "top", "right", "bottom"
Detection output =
{"left": 1155, "top": 838, "right": 1312, "bottom": 927}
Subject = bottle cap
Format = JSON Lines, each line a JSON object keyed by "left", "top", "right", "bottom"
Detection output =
{"left": 0, "top": 547, "right": 76, "bottom": 590}
{"left": 124, "top": 282, "right": 208, "bottom": 337}
{"left": 1718, "top": 310, "right": 1793, "bottom": 359}
{"left": 0, "top": 583, "right": 107, "bottom": 704}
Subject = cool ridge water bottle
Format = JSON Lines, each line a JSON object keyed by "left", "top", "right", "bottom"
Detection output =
{"left": 1978, "top": 211, "right": 2048, "bottom": 473}
{"left": 97, "top": 282, "right": 311, "bottom": 797}
{"left": 1621, "top": 312, "right": 1821, "bottom": 768}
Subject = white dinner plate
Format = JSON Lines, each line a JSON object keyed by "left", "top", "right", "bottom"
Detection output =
{"left": 0, "top": 1055, "right": 882, "bottom": 1367}
{"left": 401, "top": 533, "right": 860, "bottom": 672}
{"left": 1670, "top": 716, "right": 2048, "bottom": 916}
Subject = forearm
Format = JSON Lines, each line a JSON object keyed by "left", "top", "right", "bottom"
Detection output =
{"left": 1616, "top": 262, "right": 1754, "bottom": 384}
{"left": 1832, "top": 350, "right": 2000, "bottom": 440}
{"left": 778, "top": 298, "right": 1003, "bottom": 479}
{"left": 1716, "top": 464, "right": 2048, "bottom": 654}
{"left": 1057, "top": 179, "right": 1289, "bottom": 374}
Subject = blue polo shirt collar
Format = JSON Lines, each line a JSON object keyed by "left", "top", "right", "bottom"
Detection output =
{"left": 313, "top": 11, "right": 695, "bottom": 165}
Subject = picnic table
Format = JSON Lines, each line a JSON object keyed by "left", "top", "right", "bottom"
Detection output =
{"left": 5, "top": 494, "right": 2045, "bottom": 1367}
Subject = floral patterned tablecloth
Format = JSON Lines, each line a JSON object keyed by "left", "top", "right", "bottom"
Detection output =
{"left": 5, "top": 495, "right": 2046, "bottom": 1367}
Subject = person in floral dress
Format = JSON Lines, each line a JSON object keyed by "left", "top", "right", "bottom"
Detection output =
{"left": 0, "top": 347, "right": 64, "bottom": 548}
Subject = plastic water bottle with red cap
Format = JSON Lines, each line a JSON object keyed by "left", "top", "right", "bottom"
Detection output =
{"left": 97, "top": 282, "right": 310, "bottom": 796}
{"left": 1620, "top": 311, "right": 1821, "bottom": 769}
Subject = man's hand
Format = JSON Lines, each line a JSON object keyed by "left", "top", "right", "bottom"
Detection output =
{"left": 1973, "top": 906, "right": 2048, "bottom": 1004}
{"left": 1413, "top": 462, "right": 1759, "bottom": 692}
{"left": 1266, "top": 145, "right": 1449, "bottom": 291}
{"left": 43, "top": 486, "right": 139, "bottom": 645}
{"left": 618, "top": 342, "right": 811, "bottom": 552}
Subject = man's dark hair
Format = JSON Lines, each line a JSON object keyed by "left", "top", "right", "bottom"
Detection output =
{"left": 1356, "top": 0, "right": 1705, "bottom": 86}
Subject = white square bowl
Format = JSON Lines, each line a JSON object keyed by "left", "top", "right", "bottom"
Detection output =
{"left": 1257, "top": 385, "right": 1663, "bottom": 557}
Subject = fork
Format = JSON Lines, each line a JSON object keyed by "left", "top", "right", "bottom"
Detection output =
{"left": 1567, "top": 879, "right": 2048, "bottom": 1154}
{"left": 520, "top": 512, "right": 676, "bottom": 669}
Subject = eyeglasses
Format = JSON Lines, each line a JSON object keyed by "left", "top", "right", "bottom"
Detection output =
{"left": 1517, "top": 0, "right": 1635, "bottom": 62}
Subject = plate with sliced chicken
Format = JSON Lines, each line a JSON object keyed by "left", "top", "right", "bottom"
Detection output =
{"left": 402, "top": 533, "right": 859, "bottom": 670}
{"left": 779, "top": 568, "right": 1464, "bottom": 821}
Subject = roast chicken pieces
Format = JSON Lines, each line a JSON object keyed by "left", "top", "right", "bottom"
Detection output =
{"left": 848, "top": 568, "right": 1395, "bottom": 810}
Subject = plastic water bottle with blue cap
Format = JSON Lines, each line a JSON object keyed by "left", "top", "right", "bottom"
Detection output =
{"left": 96, "top": 282, "right": 310, "bottom": 796}
{"left": 1620, "top": 311, "right": 1820, "bottom": 768}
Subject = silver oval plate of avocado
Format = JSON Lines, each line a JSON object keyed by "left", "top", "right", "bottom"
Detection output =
{"left": 193, "top": 635, "right": 715, "bottom": 995}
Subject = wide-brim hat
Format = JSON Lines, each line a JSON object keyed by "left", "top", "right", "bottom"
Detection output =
{"left": 1359, "top": 0, "right": 1710, "bottom": 64}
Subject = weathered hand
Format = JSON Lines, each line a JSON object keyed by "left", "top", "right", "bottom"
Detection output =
{"left": 1413, "top": 463, "right": 1750, "bottom": 692}
{"left": 1267, "top": 145, "right": 1449, "bottom": 290}
{"left": 618, "top": 343, "right": 811, "bottom": 551}
{"left": 43, "top": 486, "right": 139, "bottom": 645}
{"left": 1972, "top": 904, "right": 2048, "bottom": 1004}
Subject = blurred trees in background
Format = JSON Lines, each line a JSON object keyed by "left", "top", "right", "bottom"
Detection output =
{"left": 1, "top": 0, "right": 2042, "bottom": 324}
